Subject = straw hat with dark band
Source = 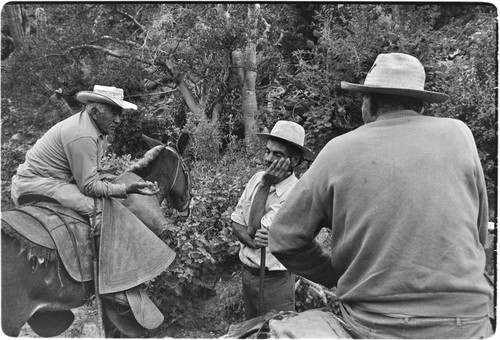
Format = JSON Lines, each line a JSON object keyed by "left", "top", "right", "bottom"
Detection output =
{"left": 76, "top": 85, "right": 138, "bottom": 110}
{"left": 256, "top": 121, "right": 315, "bottom": 161}
{"left": 341, "top": 53, "right": 449, "bottom": 103}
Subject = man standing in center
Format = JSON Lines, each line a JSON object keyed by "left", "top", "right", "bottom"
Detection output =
{"left": 231, "top": 120, "right": 315, "bottom": 320}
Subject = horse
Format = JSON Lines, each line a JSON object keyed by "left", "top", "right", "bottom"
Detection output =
{"left": 1, "top": 133, "right": 192, "bottom": 337}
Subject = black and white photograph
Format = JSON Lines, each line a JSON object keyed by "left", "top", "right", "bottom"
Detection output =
{"left": 0, "top": 2, "right": 497, "bottom": 338}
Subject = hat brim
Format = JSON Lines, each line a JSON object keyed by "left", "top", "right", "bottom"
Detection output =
{"left": 76, "top": 91, "right": 138, "bottom": 110}
{"left": 341, "top": 81, "right": 449, "bottom": 103}
{"left": 256, "top": 133, "right": 315, "bottom": 161}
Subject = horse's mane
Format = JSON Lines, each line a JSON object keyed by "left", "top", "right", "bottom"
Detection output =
{"left": 128, "top": 145, "right": 165, "bottom": 173}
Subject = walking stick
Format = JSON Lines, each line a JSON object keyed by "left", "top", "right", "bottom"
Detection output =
{"left": 259, "top": 246, "right": 266, "bottom": 315}
{"left": 89, "top": 199, "right": 105, "bottom": 338}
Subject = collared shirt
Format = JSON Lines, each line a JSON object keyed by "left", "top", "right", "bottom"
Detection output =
{"left": 231, "top": 171, "right": 298, "bottom": 271}
{"left": 15, "top": 110, "right": 127, "bottom": 198}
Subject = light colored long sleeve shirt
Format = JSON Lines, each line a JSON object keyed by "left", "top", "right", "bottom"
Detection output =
{"left": 270, "top": 110, "right": 491, "bottom": 318}
{"left": 14, "top": 110, "right": 127, "bottom": 198}
{"left": 231, "top": 171, "right": 298, "bottom": 271}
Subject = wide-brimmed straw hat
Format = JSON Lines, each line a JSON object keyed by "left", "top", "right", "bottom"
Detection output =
{"left": 341, "top": 53, "right": 449, "bottom": 103}
{"left": 256, "top": 120, "right": 315, "bottom": 161}
{"left": 76, "top": 85, "right": 138, "bottom": 110}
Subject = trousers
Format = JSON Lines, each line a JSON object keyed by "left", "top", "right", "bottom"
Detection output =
{"left": 340, "top": 302, "right": 494, "bottom": 339}
{"left": 11, "top": 174, "right": 102, "bottom": 217}
{"left": 241, "top": 266, "right": 295, "bottom": 320}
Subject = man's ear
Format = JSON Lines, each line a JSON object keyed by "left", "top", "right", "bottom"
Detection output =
{"left": 290, "top": 154, "right": 302, "bottom": 168}
{"left": 89, "top": 107, "right": 98, "bottom": 120}
{"left": 369, "top": 97, "right": 379, "bottom": 117}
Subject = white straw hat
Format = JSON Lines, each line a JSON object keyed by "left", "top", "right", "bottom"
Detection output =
{"left": 76, "top": 85, "right": 138, "bottom": 110}
{"left": 256, "top": 120, "right": 315, "bottom": 161}
{"left": 341, "top": 53, "right": 448, "bottom": 103}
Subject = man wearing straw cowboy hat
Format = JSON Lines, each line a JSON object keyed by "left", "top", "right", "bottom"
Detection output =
{"left": 10, "top": 85, "right": 168, "bottom": 335}
{"left": 231, "top": 120, "right": 315, "bottom": 320}
{"left": 11, "top": 85, "right": 159, "bottom": 214}
{"left": 270, "top": 53, "right": 493, "bottom": 338}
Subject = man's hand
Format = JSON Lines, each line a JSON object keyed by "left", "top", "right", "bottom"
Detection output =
{"left": 126, "top": 181, "right": 160, "bottom": 195}
{"left": 261, "top": 158, "right": 291, "bottom": 187}
{"left": 254, "top": 228, "right": 268, "bottom": 248}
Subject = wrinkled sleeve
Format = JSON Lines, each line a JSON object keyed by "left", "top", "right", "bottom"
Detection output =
{"left": 468, "top": 129, "right": 489, "bottom": 247}
{"left": 64, "top": 137, "right": 127, "bottom": 198}
{"left": 231, "top": 173, "right": 262, "bottom": 227}
{"left": 269, "top": 148, "right": 339, "bottom": 288}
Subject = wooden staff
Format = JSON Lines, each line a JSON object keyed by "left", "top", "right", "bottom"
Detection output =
{"left": 259, "top": 246, "right": 266, "bottom": 314}
{"left": 89, "top": 199, "right": 105, "bottom": 338}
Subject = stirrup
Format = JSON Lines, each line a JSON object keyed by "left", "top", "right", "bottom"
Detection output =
{"left": 101, "top": 291, "right": 129, "bottom": 307}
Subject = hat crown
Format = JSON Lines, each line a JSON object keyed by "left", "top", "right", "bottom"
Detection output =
{"left": 340, "top": 52, "right": 448, "bottom": 103}
{"left": 93, "top": 85, "right": 124, "bottom": 104}
{"left": 270, "top": 121, "right": 305, "bottom": 147}
{"left": 76, "top": 85, "right": 137, "bottom": 110}
{"left": 364, "top": 53, "right": 425, "bottom": 91}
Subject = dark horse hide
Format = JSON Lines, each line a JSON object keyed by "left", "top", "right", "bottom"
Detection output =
{"left": 1, "top": 133, "right": 191, "bottom": 338}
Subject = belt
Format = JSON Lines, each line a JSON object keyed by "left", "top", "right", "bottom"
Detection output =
{"left": 243, "top": 264, "right": 287, "bottom": 277}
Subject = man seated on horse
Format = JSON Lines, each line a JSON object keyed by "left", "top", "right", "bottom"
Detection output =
{"left": 231, "top": 120, "right": 315, "bottom": 320}
{"left": 10, "top": 85, "right": 165, "bottom": 333}
{"left": 11, "top": 85, "right": 158, "bottom": 219}
{"left": 269, "top": 53, "right": 493, "bottom": 338}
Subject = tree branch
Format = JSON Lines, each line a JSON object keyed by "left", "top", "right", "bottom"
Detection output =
{"left": 88, "top": 35, "right": 141, "bottom": 48}
{"left": 45, "top": 44, "right": 156, "bottom": 67}
{"left": 113, "top": 6, "right": 146, "bottom": 32}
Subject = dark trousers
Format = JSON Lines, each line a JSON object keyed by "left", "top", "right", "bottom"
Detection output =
{"left": 242, "top": 266, "right": 295, "bottom": 320}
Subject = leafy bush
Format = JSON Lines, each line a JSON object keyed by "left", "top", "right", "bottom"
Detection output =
{"left": 183, "top": 113, "right": 223, "bottom": 162}
{"left": 149, "top": 145, "right": 259, "bottom": 326}
{"left": 1, "top": 142, "right": 32, "bottom": 210}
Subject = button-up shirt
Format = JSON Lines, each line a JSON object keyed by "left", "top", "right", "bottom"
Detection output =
{"left": 15, "top": 110, "right": 127, "bottom": 198}
{"left": 231, "top": 171, "right": 298, "bottom": 271}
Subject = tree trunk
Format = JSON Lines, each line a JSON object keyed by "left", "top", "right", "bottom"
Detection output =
{"left": 241, "top": 43, "right": 258, "bottom": 139}
{"left": 239, "top": 4, "right": 261, "bottom": 142}
{"left": 4, "top": 4, "right": 27, "bottom": 49}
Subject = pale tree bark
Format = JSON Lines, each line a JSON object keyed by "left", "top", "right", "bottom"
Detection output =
{"left": 219, "top": 4, "right": 269, "bottom": 142}
{"left": 4, "top": 4, "right": 28, "bottom": 49}
{"left": 239, "top": 4, "right": 261, "bottom": 140}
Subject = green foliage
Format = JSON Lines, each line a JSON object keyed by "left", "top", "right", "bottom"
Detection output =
{"left": 1, "top": 142, "right": 31, "bottom": 210}
{"left": 183, "top": 113, "right": 223, "bottom": 162}
{"left": 149, "top": 148, "right": 258, "bottom": 326}
{"left": 269, "top": 4, "right": 497, "bottom": 207}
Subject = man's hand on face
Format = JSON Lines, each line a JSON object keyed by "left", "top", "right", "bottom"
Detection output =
{"left": 253, "top": 227, "right": 268, "bottom": 248}
{"left": 261, "top": 157, "right": 291, "bottom": 187}
{"left": 126, "top": 181, "right": 160, "bottom": 195}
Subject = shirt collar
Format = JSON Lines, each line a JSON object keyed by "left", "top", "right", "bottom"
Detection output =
{"left": 82, "top": 109, "right": 105, "bottom": 138}
{"left": 375, "top": 109, "right": 421, "bottom": 122}
{"left": 274, "top": 173, "right": 298, "bottom": 197}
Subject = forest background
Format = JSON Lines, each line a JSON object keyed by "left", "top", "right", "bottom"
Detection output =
{"left": 1, "top": 3, "right": 497, "bottom": 338}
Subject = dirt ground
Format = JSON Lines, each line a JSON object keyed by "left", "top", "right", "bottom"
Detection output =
{"left": 19, "top": 305, "right": 101, "bottom": 338}
{"left": 17, "top": 293, "right": 229, "bottom": 339}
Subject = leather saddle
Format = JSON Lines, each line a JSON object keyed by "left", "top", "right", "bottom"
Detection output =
{"left": 2, "top": 198, "right": 94, "bottom": 281}
{"left": 1, "top": 195, "right": 172, "bottom": 336}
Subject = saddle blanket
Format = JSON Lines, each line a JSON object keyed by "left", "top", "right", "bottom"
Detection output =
{"left": 1, "top": 202, "right": 94, "bottom": 281}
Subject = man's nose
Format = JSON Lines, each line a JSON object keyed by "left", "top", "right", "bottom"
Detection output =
{"left": 114, "top": 115, "right": 121, "bottom": 123}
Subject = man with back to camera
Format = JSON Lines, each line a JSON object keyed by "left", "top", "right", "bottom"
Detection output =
{"left": 269, "top": 53, "right": 493, "bottom": 338}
